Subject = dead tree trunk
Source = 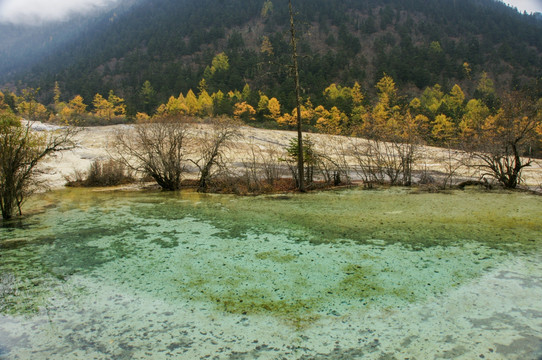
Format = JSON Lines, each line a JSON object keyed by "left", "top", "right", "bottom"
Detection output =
{"left": 288, "top": 0, "right": 305, "bottom": 192}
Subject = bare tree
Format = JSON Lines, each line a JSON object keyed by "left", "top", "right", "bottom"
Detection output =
{"left": 394, "top": 141, "right": 418, "bottom": 186}
{"left": 464, "top": 92, "right": 541, "bottom": 189}
{"left": 350, "top": 139, "right": 401, "bottom": 186}
{"left": 316, "top": 138, "right": 351, "bottom": 186}
{"left": 438, "top": 148, "right": 468, "bottom": 189}
{"left": 112, "top": 116, "right": 190, "bottom": 190}
{"left": 259, "top": 145, "right": 284, "bottom": 185}
{"left": 190, "top": 117, "right": 242, "bottom": 192}
{"left": 239, "top": 142, "right": 284, "bottom": 193}
{"left": 0, "top": 113, "right": 76, "bottom": 219}
{"left": 240, "top": 142, "right": 262, "bottom": 191}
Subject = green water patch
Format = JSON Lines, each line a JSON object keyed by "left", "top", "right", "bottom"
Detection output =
{"left": 0, "top": 187, "right": 540, "bottom": 322}
{"left": 1, "top": 188, "right": 542, "bottom": 359}
{"left": 125, "top": 187, "right": 542, "bottom": 251}
{"left": 83, "top": 216, "right": 509, "bottom": 328}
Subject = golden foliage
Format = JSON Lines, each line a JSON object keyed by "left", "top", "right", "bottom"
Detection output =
{"left": 267, "top": 97, "right": 281, "bottom": 121}
{"left": 233, "top": 102, "right": 256, "bottom": 121}
{"left": 432, "top": 114, "right": 457, "bottom": 143}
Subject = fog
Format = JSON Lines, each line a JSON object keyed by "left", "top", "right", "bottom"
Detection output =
{"left": 502, "top": 0, "right": 542, "bottom": 13}
{"left": 0, "top": 0, "right": 120, "bottom": 25}
{"left": 1, "top": 0, "right": 540, "bottom": 26}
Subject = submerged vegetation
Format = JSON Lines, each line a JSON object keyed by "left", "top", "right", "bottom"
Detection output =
{"left": 1, "top": 187, "right": 540, "bottom": 345}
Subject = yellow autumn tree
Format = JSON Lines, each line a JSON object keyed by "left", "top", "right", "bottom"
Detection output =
{"left": 257, "top": 93, "right": 270, "bottom": 119}
{"left": 316, "top": 106, "right": 347, "bottom": 135}
{"left": 261, "top": 0, "right": 273, "bottom": 17}
{"left": 17, "top": 101, "right": 48, "bottom": 122}
{"left": 313, "top": 105, "right": 330, "bottom": 126}
{"left": 0, "top": 91, "right": 7, "bottom": 111}
{"left": 432, "top": 114, "right": 457, "bottom": 143}
{"left": 198, "top": 90, "right": 214, "bottom": 116}
{"left": 92, "top": 91, "right": 126, "bottom": 121}
{"left": 261, "top": 36, "right": 274, "bottom": 56}
{"left": 228, "top": 90, "right": 242, "bottom": 103}
{"left": 108, "top": 90, "right": 126, "bottom": 117}
{"left": 323, "top": 83, "right": 353, "bottom": 115}
{"left": 241, "top": 84, "right": 251, "bottom": 102}
{"left": 361, "top": 75, "right": 401, "bottom": 139}
{"left": 60, "top": 95, "right": 87, "bottom": 122}
{"left": 52, "top": 81, "right": 64, "bottom": 113}
{"left": 277, "top": 102, "right": 313, "bottom": 128}
{"left": 16, "top": 88, "right": 48, "bottom": 121}
{"left": 164, "top": 96, "right": 188, "bottom": 115}
{"left": 300, "top": 99, "right": 315, "bottom": 125}
{"left": 204, "top": 53, "right": 230, "bottom": 82}
{"left": 459, "top": 99, "right": 490, "bottom": 140}
{"left": 136, "top": 112, "right": 150, "bottom": 122}
{"left": 277, "top": 113, "right": 294, "bottom": 127}
{"left": 420, "top": 84, "right": 444, "bottom": 117}
{"left": 233, "top": 102, "right": 256, "bottom": 121}
{"left": 93, "top": 93, "right": 114, "bottom": 120}
{"left": 184, "top": 89, "right": 201, "bottom": 116}
{"left": 212, "top": 90, "right": 231, "bottom": 115}
{"left": 351, "top": 81, "right": 364, "bottom": 107}
{"left": 443, "top": 84, "right": 465, "bottom": 120}
{"left": 267, "top": 97, "right": 281, "bottom": 121}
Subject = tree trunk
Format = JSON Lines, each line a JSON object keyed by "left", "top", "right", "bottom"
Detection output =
{"left": 289, "top": 0, "right": 305, "bottom": 192}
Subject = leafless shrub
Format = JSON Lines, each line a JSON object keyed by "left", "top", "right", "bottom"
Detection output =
{"left": 238, "top": 142, "right": 286, "bottom": 193}
{"left": 190, "top": 116, "right": 242, "bottom": 192}
{"left": 349, "top": 138, "right": 418, "bottom": 187}
{"left": 240, "top": 142, "right": 267, "bottom": 193}
{"left": 66, "top": 159, "right": 134, "bottom": 187}
{"left": 112, "top": 116, "right": 190, "bottom": 190}
{"left": 434, "top": 147, "right": 470, "bottom": 189}
{"left": 316, "top": 138, "right": 352, "bottom": 186}
{"left": 350, "top": 139, "right": 392, "bottom": 186}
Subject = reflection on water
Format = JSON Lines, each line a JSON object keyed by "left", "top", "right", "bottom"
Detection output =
{"left": 1, "top": 188, "right": 541, "bottom": 359}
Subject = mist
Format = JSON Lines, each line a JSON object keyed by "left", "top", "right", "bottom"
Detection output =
{"left": 0, "top": 0, "right": 120, "bottom": 25}
{"left": 503, "top": 0, "right": 542, "bottom": 13}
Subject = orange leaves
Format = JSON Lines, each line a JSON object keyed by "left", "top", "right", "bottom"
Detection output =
{"left": 233, "top": 102, "right": 256, "bottom": 121}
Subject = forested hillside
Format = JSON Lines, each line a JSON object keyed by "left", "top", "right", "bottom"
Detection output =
{"left": 1, "top": 0, "right": 541, "bottom": 114}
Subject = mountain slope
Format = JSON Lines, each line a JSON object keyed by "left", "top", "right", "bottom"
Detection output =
{"left": 1, "top": 0, "right": 541, "bottom": 114}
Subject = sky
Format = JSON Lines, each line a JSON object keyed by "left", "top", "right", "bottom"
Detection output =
{"left": 502, "top": 0, "right": 542, "bottom": 13}
{"left": 0, "top": 0, "right": 119, "bottom": 25}
{"left": 0, "top": 0, "right": 540, "bottom": 25}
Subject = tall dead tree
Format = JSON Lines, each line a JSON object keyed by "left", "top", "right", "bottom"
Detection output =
{"left": 288, "top": 0, "right": 305, "bottom": 192}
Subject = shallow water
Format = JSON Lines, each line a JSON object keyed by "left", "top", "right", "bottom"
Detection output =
{"left": 0, "top": 188, "right": 541, "bottom": 359}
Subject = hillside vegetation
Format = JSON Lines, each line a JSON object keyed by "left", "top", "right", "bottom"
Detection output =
{"left": 1, "top": 0, "right": 541, "bottom": 114}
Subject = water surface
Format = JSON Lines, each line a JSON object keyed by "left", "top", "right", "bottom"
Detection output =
{"left": 1, "top": 188, "right": 541, "bottom": 359}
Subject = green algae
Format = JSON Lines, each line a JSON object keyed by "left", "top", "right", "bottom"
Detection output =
{"left": 338, "top": 264, "right": 383, "bottom": 300}
{"left": 255, "top": 251, "right": 297, "bottom": 263}
{"left": 1, "top": 187, "right": 541, "bottom": 323}
{"left": 128, "top": 187, "right": 541, "bottom": 251}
